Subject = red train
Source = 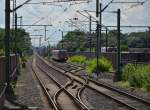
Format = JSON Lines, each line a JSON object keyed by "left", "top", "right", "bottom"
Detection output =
{"left": 52, "top": 50, "right": 68, "bottom": 61}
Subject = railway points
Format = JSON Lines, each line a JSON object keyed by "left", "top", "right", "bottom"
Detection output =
{"left": 1, "top": 0, "right": 150, "bottom": 109}
{"left": 35, "top": 54, "right": 150, "bottom": 110}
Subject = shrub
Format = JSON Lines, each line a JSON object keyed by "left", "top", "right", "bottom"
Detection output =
{"left": 143, "top": 65, "right": 150, "bottom": 91}
{"left": 121, "top": 44, "right": 128, "bottom": 51}
{"left": 122, "top": 64, "right": 150, "bottom": 91}
{"left": 86, "top": 59, "right": 97, "bottom": 74}
{"left": 0, "top": 49, "right": 4, "bottom": 56}
{"left": 86, "top": 57, "right": 113, "bottom": 74}
{"left": 21, "top": 56, "right": 27, "bottom": 62}
{"left": 67, "top": 55, "right": 87, "bottom": 66}
{"left": 122, "top": 64, "right": 136, "bottom": 81}
{"left": 128, "top": 71, "right": 143, "bottom": 88}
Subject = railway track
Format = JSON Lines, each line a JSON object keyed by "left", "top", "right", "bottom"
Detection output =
{"left": 32, "top": 56, "right": 89, "bottom": 110}
{"left": 37, "top": 55, "right": 150, "bottom": 110}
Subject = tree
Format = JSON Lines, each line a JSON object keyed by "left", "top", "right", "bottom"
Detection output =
{"left": 0, "top": 28, "right": 32, "bottom": 56}
{"left": 57, "top": 29, "right": 149, "bottom": 52}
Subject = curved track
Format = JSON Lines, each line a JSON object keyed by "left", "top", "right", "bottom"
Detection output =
{"left": 42, "top": 55, "right": 150, "bottom": 110}
{"left": 33, "top": 55, "right": 89, "bottom": 110}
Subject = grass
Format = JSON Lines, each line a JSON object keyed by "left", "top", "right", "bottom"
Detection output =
{"left": 115, "top": 81, "right": 130, "bottom": 88}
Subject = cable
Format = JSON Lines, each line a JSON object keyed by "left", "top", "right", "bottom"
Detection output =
{"left": 22, "top": 7, "right": 41, "bottom": 18}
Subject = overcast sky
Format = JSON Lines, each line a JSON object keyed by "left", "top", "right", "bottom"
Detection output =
{"left": 0, "top": 0, "right": 150, "bottom": 46}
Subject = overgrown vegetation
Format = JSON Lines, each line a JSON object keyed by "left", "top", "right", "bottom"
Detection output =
{"left": 86, "top": 57, "right": 113, "bottom": 74}
{"left": 67, "top": 55, "right": 87, "bottom": 66}
{"left": 67, "top": 55, "right": 113, "bottom": 74}
{"left": 122, "top": 64, "right": 150, "bottom": 91}
{"left": 0, "top": 49, "right": 4, "bottom": 56}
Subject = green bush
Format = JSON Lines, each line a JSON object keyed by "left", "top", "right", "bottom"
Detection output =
{"left": 121, "top": 44, "right": 128, "bottom": 51}
{"left": 86, "top": 57, "right": 113, "bottom": 74}
{"left": 143, "top": 65, "right": 150, "bottom": 91}
{"left": 21, "top": 56, "right": 28, "bottom": 62}
{"left": 122, "top": 64, "right": 150, "bottom": 91}
{"left": 128, "top": 71, "right": 143, "bottom": 88}
{"left": 122, "top": 64, "right": 136, "bottom": 81}
{"left": 86, "top": 59, "right": 97, "bottom": 74}
{"left": 0, "top": 49, "right": 4, "bottom": 56}
{"left": 67, "top": 55, "right": 87, "bottom": 66}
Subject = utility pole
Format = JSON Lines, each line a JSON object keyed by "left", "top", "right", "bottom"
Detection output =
{"left": 39, "top": 37, "right": 42, "bottom": 55}
{"left": 44, "top": 25, "right": 47, "bottom": 41}
{"left": 17, "top": 16, "right": 22, "bottom": 28}
{"left": 5, "top": 0, "right": 11, "bottom": 89}
{"left": 4, "top": 0, "right": 31, "bottom": 91}
{"left": 106, "top": 28, "right": 108, "bottom": 52}
{"left": 12, "top": 0, "right": 15, "bottom": 29}
{"left": 96, "top": 0, "right": 99, "bottom": 76}
{"left": 148, "top": 27, "right": 150, "bottom": 48}
{"left": 11, "top": 0, "right": 15, "bottom": 54}
{"left": 96, "top": 21, "right": 99, "bottom": 76}
{"left": 39, "top": 37, "right": 42, "bottom": 47}
{"left": 114, "top": 9, "right": 121, "bottom": 81}
{"left": 89, "top": 16, "right": 92, "bottom": 53}
{"left": 20, "top": 16, "right": 22, "bottom": 27}
{"left": 62, "top": 31, "right": 63, "bottom": 49}
{"left": 15, "top": 13, "right": 17, "bottom": 53}
{"left": 48, "top": 41, "right": 50, "bottom": 59}
{"left": 99, "top": 3, "right": 102, "bottom": 53}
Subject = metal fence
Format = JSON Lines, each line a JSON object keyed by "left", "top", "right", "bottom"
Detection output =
{"left": 0, "top": 55, "right": 18, "bottom": 109}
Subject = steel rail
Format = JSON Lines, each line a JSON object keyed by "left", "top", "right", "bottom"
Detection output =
{"left": 36, "top": 58, "right": 89, "bottom": 110}
{"left": 65, "top": 64, "right": 150, "bottom": 109}
{"left": 37, "top": 55, "right": 137, "bottom": 109}
{"left": 36, "top": 62, "right": 81, "bottom": 110}
{"left": 47, "top": 60, "right": 137, "bottom": 109}
{"left": 44, "top": 56, "right": 150, "bottom": 110}
{"left": 53, "top": 88, "right": 65, "bottom": 110}
{"left": 31, "top": 61, "right": 59, "bottom": 110}
{"left": 65, "top": 62, "right": 150, "bottom": 106}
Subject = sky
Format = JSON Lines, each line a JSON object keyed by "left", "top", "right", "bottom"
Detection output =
{"left": 0, "top": 0, "right": 150, "bottom": 46}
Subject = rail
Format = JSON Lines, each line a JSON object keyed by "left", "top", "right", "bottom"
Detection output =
{"left": 35, "top": 54, "right": 89, "bottom": 110}
{"left": 32, "top": 59, "right": 59, "bottom": 110}
{"left": 42, "top": 55, "right": 150, "bottom": 110}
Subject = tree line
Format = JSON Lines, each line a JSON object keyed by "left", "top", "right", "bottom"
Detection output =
{"left": 57, "top": 29, "right": 150, "bottom": 52}
{"left": 0, "top": 28, "right": 32, "bottom": 56}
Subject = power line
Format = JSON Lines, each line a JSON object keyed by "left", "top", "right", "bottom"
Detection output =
{"left": 27, "top": 0, "right": 89, "bottom": 4}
